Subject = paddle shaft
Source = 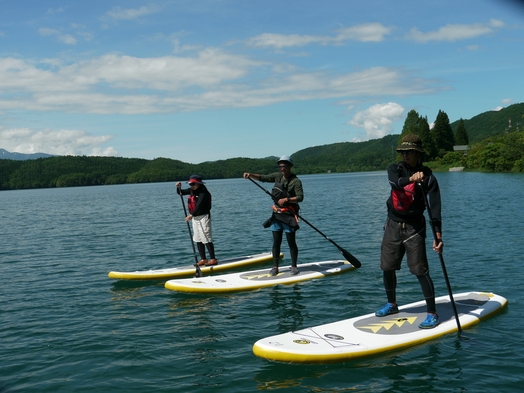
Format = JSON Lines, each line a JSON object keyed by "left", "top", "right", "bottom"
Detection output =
{"left": 418, "top": 182, "right": 462, "bottom": 333}
{"left": 177, "top": 185, "right": 203, "bottom": 277}
{"left": 247, "top": 176, "right": 361, "bottom": 268}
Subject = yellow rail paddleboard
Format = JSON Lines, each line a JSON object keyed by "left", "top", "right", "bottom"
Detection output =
{"left": 253, "top": 291, "right": 507, "bottom": 364}
{"left": 108, "top": 252, "right": 279, "bottom": 280}
{"left": 164, "top": 260, "right": 355, "bottom": 293}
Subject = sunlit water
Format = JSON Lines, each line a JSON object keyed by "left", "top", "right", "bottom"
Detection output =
{"left": 1, "top": 171, "right": 523, "bottom": 392}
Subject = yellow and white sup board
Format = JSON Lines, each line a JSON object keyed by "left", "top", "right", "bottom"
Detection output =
{"left": 253, "top": 292, "right": 507, "bottom": 364}
{"left": 164, "top": 260, "right": 355, "bottom": 293}
{"left": 108, "top": 252, "right": 279, "bottom": 280}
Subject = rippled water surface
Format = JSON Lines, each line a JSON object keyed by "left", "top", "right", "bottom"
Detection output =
{"left": 1, "top": 172, "right": 522, "bottom": 392}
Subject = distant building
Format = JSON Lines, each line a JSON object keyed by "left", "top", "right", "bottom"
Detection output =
{"left": 453, "top": 145, "right": 470, "bottom": 155}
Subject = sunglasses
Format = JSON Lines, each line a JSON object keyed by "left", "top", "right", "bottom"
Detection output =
{"left": 189, "top": 183, "right": 199, "bottom": 186}
{"left": 279, "top": 165, "right": 288, "bottom": 169}
{"left": 400, "top": 150, "right": 415, "bottom": 155}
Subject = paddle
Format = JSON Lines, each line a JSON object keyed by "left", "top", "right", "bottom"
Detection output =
{"left": 418, "top": 182, "right": 462, "bottom": 333}
{"left": 177, "top": 184, "right": 203, "bottom": 278}
{"left": 247, "top": 176, "right": 362, "bottom": 268}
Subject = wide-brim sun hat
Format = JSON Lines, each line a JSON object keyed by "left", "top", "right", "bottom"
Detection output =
{"left": 277, "top": 155, "right": 293, "bottom": 166}
{"left": 396, "top": 134, "right": 425, "bottom": 153}
{"left": 188, "top": 175, "right": 205, "bottom": 184}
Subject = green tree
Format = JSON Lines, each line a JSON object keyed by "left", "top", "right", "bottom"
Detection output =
{"left": 401, "top": 109, "right": 421, "bottom": 136}
{"left": 455, "top": 118, "right": 469, "bottom": 145}
{"left": 416, "top": 115, "right": 438, "bottom": 161}
{"left": 431, "top": 110, "right": 455, "bottom": 157}
{"left": 399, "top": 110, "right": 437, "bottom": 160}
{"left": 465, "top": 130, "right": 524, "bottom": 172}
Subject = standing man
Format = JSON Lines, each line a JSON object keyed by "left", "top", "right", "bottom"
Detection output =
{"left": 243, "top": 156, "right": 304, "bottom": 276}
{"left": 176, "top": 175, "right": 218, "bottom": 266}
{"left": 375, "top": 134, "right": 443, "bottom": 329}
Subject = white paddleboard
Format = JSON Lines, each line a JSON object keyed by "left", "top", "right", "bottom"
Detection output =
{"left": 108, "top": 252, "right": 279, "bottom": 280}
{"left": 164, "top": 260, "right": 355, "bottom": 293}
{"left": 253, "top": 291, "right": 507, "bottom": 364}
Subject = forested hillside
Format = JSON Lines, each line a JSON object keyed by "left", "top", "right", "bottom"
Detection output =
{"left": 1, "top": 104, "right": 523, "bottom": 190}
{"left": 292, "top": 134, "right": 399, "bottom": 173}
{"left": 0, "top": 155, "right": 280, "bottom": 190}
{"left": 450, "top": 102, "right": 524, "bottom": 142}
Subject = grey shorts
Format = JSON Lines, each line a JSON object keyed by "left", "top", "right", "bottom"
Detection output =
{"left": 380, "top": 217, "right": 429, "bottom": 276}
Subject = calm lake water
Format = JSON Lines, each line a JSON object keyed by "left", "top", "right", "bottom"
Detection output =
{"left": 1, "top": 171, "right": 523, "bottom": 392}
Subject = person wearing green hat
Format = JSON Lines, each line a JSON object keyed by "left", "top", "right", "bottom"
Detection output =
{"left": 375, "top": 134, "right": 443, "bottom": 329}
{"left": 243, "top": 155, "right": 304, "bottom": 276}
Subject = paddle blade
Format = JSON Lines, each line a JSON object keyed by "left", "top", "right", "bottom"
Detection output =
{"left": 194, "top": 265, "right": 203, "bottom": 278}
{"left": 340, "top": 248, "right": 362, "bottom": 268}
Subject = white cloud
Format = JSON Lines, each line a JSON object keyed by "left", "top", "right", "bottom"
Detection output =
{"left": 245, "top": 23, "right": 391, "bottom": 48}
{"left": 246, "top": 33, "right": 329, "bottom": 49}
{"left": 407, "top": 19, "right": 504, "bottom": 43}
{"left": 77, "top": 31, "right": 94, "bottom": 42}
{"left": 38, "top": 27, "right": 77, "bottom": 45}
{"left": 46, "top": 7, "right": 66, "bottom": 15}
{"left": 348, "top": 102, "right": 405, "bottom": 139}
{"left": 492, "top": 98, "right": 512, "bottom": 111}
{"left": 0, "top": 52, "right": 442, "bottom": 114}
{"left": 106, "top": 5, "right": 161, "bottom": 20}
{"left": 335, "top": 23, "right": 392, "bottom": 43}
{"left": 38, "top": 27, "right": 60, "bottom": 36}
{"left": 0, "top": 127, "right": 116, "bottom": 156}
{"left": 57, "top": 34, "right": 77, "bottom": 45}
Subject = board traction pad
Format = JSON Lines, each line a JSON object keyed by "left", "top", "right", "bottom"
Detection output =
{"left": 294, "top": 292, "right": 491, "bottom": 346}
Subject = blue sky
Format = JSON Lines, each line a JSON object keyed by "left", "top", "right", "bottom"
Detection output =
{"left": 1, "top": 0, "right": 523, "bottom": 163}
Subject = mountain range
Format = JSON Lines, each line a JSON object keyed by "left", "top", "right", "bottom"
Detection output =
{"left": 0, "top": 149, "right": 55, "bottom": 160}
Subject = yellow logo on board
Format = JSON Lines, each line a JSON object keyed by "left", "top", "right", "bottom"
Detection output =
{"left": 359, "top": 317, "right": 418, "bottom": 333}
{"left": 244, "top": 273, "right": 281, "bottom": 279}
{"left": 293, "top": 339, "right": 311, "bottom": 345}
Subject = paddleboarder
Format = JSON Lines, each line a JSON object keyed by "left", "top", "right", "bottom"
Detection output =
{"left": 243, "top": 156, "right": 304, "bottom": 276}
{"left": 176, "top": 175, "right": 218, "bottom": 266}
{"left": 375, "top": 134, "right": 443, "bottom": 329}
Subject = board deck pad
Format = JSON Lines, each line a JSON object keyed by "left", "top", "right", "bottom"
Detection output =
{"left": 164, "top": 260, "right": 355, "bottom": 293}
{"left": 108, "top": 252, "right": 279, "bottom": 280}
{"left": 253, "top": 292, "right": 507, "bottom": 364}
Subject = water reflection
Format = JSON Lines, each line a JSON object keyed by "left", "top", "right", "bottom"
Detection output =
{"left": 268, "top": 285, "right": 306, "bottom": 333}
{"left": 253, "top": 361, "right": 328, "bottom": 391}
{"left": 109, "top": 280, "right": 165, "bottom": 302}
{"left": 166, "top": 293, "right": 218, "bottom": 315}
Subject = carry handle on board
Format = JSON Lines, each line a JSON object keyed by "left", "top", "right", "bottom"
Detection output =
{"left": 247, "top": 176, "right": 362, "bottom": 268}
{"left": 418, "top": 182, "right": 462, "bottom": 333}
{"left": 177, "top": 184, "right": 203, "bottom": 278}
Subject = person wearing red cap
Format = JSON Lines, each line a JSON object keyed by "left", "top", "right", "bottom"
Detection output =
{"left": 375, "top": 134, "right": 443, "bottom": 329}
{"left": 243, "top": 155, "right": 304, "bottom": 276}
{"left": 176, "top": 175, "right": 218, "bottom": 266}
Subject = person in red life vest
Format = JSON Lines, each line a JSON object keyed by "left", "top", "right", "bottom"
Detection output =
{"left": 375, "top": 134, "right": 443, "bottom": 329}
{"left": 243, "top": 156, "right": 304, "bottom": 276}
{"left": 176, "top": 175, "right": 218, "bottom": 266}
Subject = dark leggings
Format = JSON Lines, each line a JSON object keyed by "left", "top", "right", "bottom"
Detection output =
{"left": 272, "top": 231, "right": 298, "bottom": 267}
{"left": 197, "top": 242, "right": 216, "bottom": 260}
{"left": 383, "top": 270, "right": 436, "bottom": 313}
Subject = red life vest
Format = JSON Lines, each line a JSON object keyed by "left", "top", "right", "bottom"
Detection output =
{"left": 391, "top": 183, "right": 416, "bottom": 212}
{"left": 187, "top": 195, "right": 196, "bottom": 213}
